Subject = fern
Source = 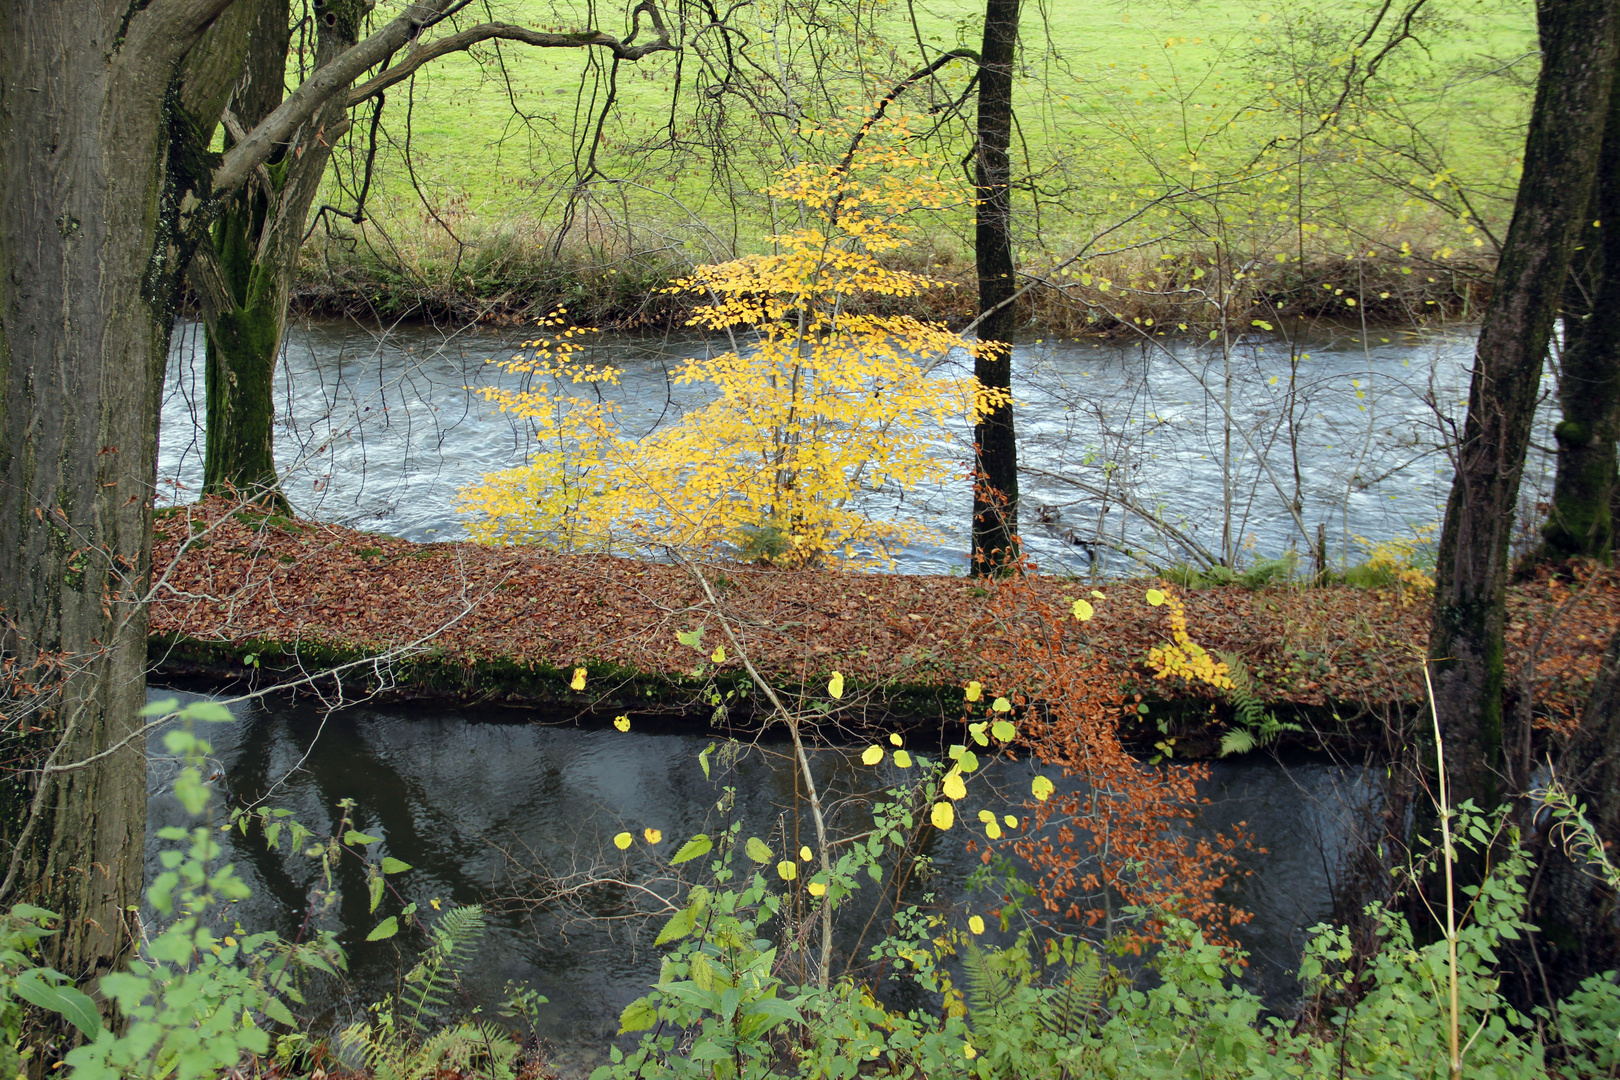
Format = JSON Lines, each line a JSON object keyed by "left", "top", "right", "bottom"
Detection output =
{"left": 1040, "top": 938, "right": 1102, "bottom": 1035}
{"left": 1215, "top": 651, "right": 1300, "bottom": 756}
{"left": 963, "top": 941, "right": 1019, "bottom": 1018}
{"left": 343, "top": 905, "right": 519, "bottom": 1080}
{"left": 400, "top": 902, "right": 487, "bottom": 1034}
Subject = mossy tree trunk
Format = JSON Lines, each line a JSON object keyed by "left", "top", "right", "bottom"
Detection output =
{"left": 0, "top": 0, "right": 251, "bottom": 999}
{"left": 1535, "top": 630, "right": 1620, "bottom": 998}
{"left": 193, "top": 0, "right": 358, "bottom": 513}
{"left": 1428, "top": 0, "right": 1617, "bottom": 812}
{"left": 1542, "top": 71, "right": 1620, "bottom": 564}
{"left": 970, "top": 0, "right": 1021, "bottom": 574}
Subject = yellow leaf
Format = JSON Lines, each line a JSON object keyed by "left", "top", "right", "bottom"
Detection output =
{"left": 1146, "top": 589, "right": 1166, "bottom": 607}
{"left": 808, "top": 881, "right": 827, "bottom": 897}
{"left": 978, "top": 810, "right": 995, "bottom": 823}
{"left": 861, "top": 745, "right": 884, "bottom": 766}
{"left": 1072, "top": 598, "right": 1094, "bottom": 622}
{"left": 990, "top": 719, "right": 1016, "bottom": 742}
{"left": 964, "top": 1044, "right": 978, "bottom": 1059}
{"left": 991, "top": 697, "right": 1012, "bottom": 713}
{"left": 613, "top": 715, "right": 630, "bottom": 732}
{"left": 942, "top": 769, "right": 967, "bottom": 801}
{"left": 644, "top": 828, "right": 662, "bottom": 845}
{"left": 570, "top": 667, "right": 587, "bottom": 691}
{"left": 930, "top": 801, "right": 955, "bottom": 830}
{"left": 799, "top": 845, "right": 813, "bottom": 862}
{"left": 969, "top": 915, "right": 985, "bottom": 935}
{"left": 889, "top": 732, "right": 903, "bottom": 746}
{"left": 986, "top": 821, "right": 1002, "bottom": 839}
{"left": 1004, "top": 814, "right": 1018, "bottom": 828}
{"left": 828, "top": 671, "right": 845, "bottom": 699}
{"left": 614, "top": 832, "right": 633, "bottom": 850}
{"left": 1032, "top": 776, "right": 1056, "bottom": 802}
{"left": 711, "top": 645, "right": 726, "bottom": 664}
{"left": 1091, "top": 590, "right": 1106, "bottom": 600}
{"left": 777, "top": 860, "right": 798, "bottom": 881}
{"left": 893, "top": 750, "right": 913, "bottom": 768}
{"left": 965, "top": 680, "right": 982, "bottom": 702}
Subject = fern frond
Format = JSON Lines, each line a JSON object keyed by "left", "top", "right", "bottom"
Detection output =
{"left": 1041, "top": 940, "right": 1102, "bottom": 1034}
{"left": 401, "top": 904, "right": 487, "bottom": 1034}
{"left": 963, "top": 941, "right": 1017, "bottom": 1019}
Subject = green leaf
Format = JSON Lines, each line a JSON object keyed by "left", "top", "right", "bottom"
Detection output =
{"left": 368, "top": 875, "right": 384, "bottom": 914}
{"left": 366, "top": 917, "right": 399, "bottom": 942}
{"left": 344, "top": 830, "right": 381, "bottom": 846}
{"left": 672, "top": 834, "right": 713, "bottom": 865}
{"left": 380, "top": 857, "right": 412, "bottom": 875}
{"left": 139, "top": 698, "right": 180, "bottom": 717}
{"left": 745, "top": 837, "right": 773, "bottom": 864}
{"left": 990, "top": 720, "right": 1016, "bottom": 742}
{"left": 655, "top": 906, "right": 697, "bottom": 946}
{"left": 261, "top": 995, "right": 296, "bottom": 1028}
{"left": 185, "top": 700, "right": 235, "bottom": 723}
{"left": 698, "top": 743, "right": 713, "bottom": 780}
{"left": 619, "top": 996, "right": 659, "bottom": 1033}
{"left": 14, "top": 971, "right": 103, "bottom": 1039}
{"left": 677, "top": 628, "right": 704, "bottom": 649}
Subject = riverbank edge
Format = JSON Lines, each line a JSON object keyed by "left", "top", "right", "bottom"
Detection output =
{"left": 145, "top": 502, "right": 1616, "bottom": 757}
{"left": 287, "top": 242, "right": 1493, "bottom": 339}
{"left": 144, "top": 631, "right": 1392, "bottom": 759}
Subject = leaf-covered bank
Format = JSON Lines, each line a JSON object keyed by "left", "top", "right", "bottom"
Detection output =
{"left": 147, "top": 501, "right": 1617, "bottom": 740}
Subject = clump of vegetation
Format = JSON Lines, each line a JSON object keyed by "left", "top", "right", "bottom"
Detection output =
{"left": 457, "top": 123, "right": 1006, "bottom": 566}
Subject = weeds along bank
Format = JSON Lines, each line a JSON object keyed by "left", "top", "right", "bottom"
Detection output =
{"left": 293, "top": 0, "right": 1527, "bottom": 334}
{"left": 20, "top": 590, "right": 1620, "bottom": 1078}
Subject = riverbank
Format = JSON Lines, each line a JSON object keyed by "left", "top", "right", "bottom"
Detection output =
{"left": 288, "top": 232, "right": 1494, "bottom": 337}
{"left": 147, "top": 501, "right": 1617, "bottom": 745}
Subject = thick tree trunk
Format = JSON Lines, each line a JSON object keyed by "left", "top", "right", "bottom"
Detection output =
{"left": 0, "top": 0, "right": 240, "bottom": 991}
{"left": 197, "top": 0, "right": 358, "bottom": 512}
{"left": 970, "top": 0, "right": 1021, "bottom": 574}
{"left": 1428, "top": 0, "right": 1617, "bottom": 811}
{"left": 1534, "top": 629, "right": 1620, "bottom": 998}
{"left": 1542, "top": 75, "right": 1620, "bottom": 564}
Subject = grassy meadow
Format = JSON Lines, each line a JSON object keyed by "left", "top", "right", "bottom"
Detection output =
{"left": 301, "top": 0, "right": 1537, "bottom": 327}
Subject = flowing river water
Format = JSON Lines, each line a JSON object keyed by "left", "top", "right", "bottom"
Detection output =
{"left": 148, "top": 317, "right": 1543, "bottom": 1070}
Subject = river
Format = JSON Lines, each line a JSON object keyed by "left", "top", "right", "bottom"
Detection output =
{"left": 147, "top": 686, "right": 1377, "bottom": 1074}
{"left": 159, "top": 317, "right": 1526, "bottom": 574}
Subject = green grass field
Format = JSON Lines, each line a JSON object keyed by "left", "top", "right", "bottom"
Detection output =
{"left": 305, "top": 0, "right": 1535, "bottom": 316}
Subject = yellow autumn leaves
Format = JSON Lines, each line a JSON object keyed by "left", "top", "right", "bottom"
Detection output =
{"left": 457, "top": 124, "right": 1007, "bottom": 566}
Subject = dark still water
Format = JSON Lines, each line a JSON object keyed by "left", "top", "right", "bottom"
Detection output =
{"left": 147, "top": 686, "right": 1373, "bottom": 1074}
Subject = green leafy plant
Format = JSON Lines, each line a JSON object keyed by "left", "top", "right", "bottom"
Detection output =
{"left": 342, "top": 904, "right": 522, "bottom": 1080}
{"left": 64, "top": 699, "right": 346, "bottom": 1080}
{"left": 1214, "top": 651, "right": 1301, "bottom": 756}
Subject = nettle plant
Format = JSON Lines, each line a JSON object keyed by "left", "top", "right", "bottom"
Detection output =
{"left": 459, "top": 116, "right": 1007, "bottom": 566}
{"left": 592, "top": 644, "right": 1057, "bottom": 1080}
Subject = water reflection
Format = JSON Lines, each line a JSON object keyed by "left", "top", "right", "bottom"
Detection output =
{"left": 148, "top": 686, "right": 1375, "bottom": 1072}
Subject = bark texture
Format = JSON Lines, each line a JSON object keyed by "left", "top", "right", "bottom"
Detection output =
{"left": 1535, "top": 630, "right": 1620, "bottom": 997}
{"left": 1428, "top": 0, "right": 1617, "bottom": 810}
{"left": 195, "top": 0, "right": 354, "bottom": 509}
{"left": 1543, "top": 73, "right": 1620, "bottom": 564}
{"left": 0, "top": 0, "right": 239, "bottom": 987}
{"left": 970, "top": 0, "right": 1021, "bottom": 574}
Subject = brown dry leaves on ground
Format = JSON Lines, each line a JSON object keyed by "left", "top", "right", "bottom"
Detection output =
{"left": 148, "top": 501, "right": 1617, "bottom": 723}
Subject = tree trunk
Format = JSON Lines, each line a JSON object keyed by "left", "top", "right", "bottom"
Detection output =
{"left": 0, "top": 0, "right": 243, "bottom": 993}
{"left": 1534, "top": 629, "right": 1620, "bottom": 998}
{"left": 1542, "top": 72, "right": 1620, "bottom": 564}
{"left": 970, "top": 0, "right": 1021, "bottom": 574}
{"left": 1428, "top": 0, "right": 1617, "bottom": 811}
{"left": 197, "top": 0, "right": 358, "bottom": 512}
